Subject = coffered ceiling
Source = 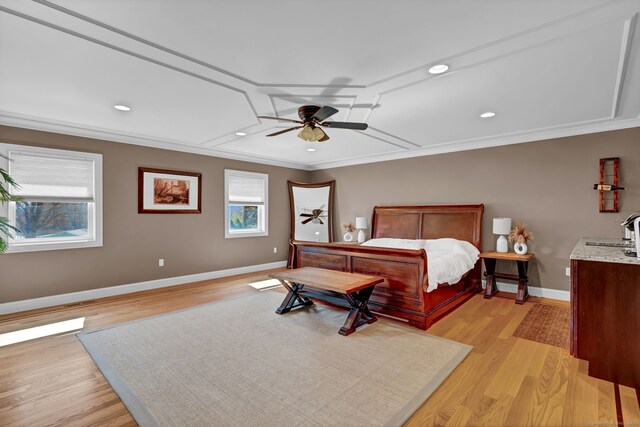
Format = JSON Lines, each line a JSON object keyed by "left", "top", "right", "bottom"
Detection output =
{"left": 1, "top": 0, "right": 639, "bottom": 170}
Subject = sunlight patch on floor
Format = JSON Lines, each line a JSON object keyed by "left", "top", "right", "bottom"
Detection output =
{"left": 248, "top": 279, "right": 282, "bottom": 291}
{"left": 0, "top": 317, "right": 85, "bottom": 347}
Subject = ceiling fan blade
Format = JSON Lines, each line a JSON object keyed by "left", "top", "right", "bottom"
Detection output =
{"left": 258, "top": 116, "right": 304, "bottom": 124}
{"left": 317, "top": 218, "right": 324, "bottom": 225}
{"left": 312, "top": 106, "right": 339, "bottom": 122}
{"left": 266, "top": 126, "right": 304, "bottom": 137}
{"left": 301, "top": 217, "right": 314, "bottom": 225}
{"left": 299, "top": 213, "right": 314, "bottom": 217}
{"left": 322, "top": 121, "right": 368, "bottom": 130}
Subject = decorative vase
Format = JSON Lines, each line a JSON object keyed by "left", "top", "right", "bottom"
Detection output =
{"left": 343, "top": 232, "right": 353, "bottom": 242}
{"left": 514, "top": 242, "right": 528, "bottom": 255}
{"left": 357, "top": 229, "right": 366, "bottom": 243}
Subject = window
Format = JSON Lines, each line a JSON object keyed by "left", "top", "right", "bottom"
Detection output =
{"left": 224, "top": 169, "right": 268, "bottom": 238}
{"left": 0, "top": 144, "right": 103, "bottom": 252}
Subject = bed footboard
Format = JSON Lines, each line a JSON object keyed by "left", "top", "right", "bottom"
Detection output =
{"left": 290, "top": 241, "right": 480, "bottom": 329}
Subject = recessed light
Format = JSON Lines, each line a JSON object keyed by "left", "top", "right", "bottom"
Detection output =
{"left": 480, "top": 111, "right": 496, "bottom": 118}
{"left": 235, "top": 132, "right": 247, "bottom": 136}
{"left": 307, "top": 148, "right": 316, "bottom": 152}
{"left": 114, "top": 105, "right": 131, "bottom": 111}
{"left": 428, "top": 64, "right": 449, "bottom": 74}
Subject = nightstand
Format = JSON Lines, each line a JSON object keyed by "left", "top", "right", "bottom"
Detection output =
{"left": 479, "top": 251, "right": 535, "bottom": 304}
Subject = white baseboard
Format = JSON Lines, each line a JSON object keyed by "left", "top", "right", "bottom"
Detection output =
{"left": 481, "top": 280, "right": 570, "bottom": 302}
{"left": 0, "top": 261, "right": 287, "bottom": 316}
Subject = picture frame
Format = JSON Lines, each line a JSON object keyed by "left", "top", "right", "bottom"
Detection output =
{"left": 138, "top": 167, "right": 202, "bottom": 214}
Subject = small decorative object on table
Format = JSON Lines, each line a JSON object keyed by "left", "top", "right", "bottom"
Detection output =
{"left": 509, "top": 222, "right": 534, "bottom": 255}
{"left": 355, "top": 216, "right": 367, "bottom": 243}
{"left": 493, "top": 217, "right": 512, "bottom": 253}
{"left": 342, "top": 223, "right": 355, "bottom": 242}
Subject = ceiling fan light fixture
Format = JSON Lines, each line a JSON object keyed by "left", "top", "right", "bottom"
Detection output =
{"left": 263, "top": 105, "right": 367, "bottom": 141}
{"left": 428, "top": 64, "right": 449, "bottom": 74}
{"left": 298, "top": 127, "right": 315, "bottom": 142}
{"left": 311, "top": 127, "right": 327, "bottom": 142}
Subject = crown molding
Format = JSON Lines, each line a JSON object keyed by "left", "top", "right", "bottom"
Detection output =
{"left": 307, "top": 117, "right": 640, "bottom": 170}
{"left": 2, "top": 111, "right": 638, "bottom": 172}
{"left": 0, "top": 112, "right": 310, "bottom": 171}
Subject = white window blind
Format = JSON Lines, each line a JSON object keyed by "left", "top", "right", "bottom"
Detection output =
{"left": 224, "top": 169, "right": 268, "bottom": 238}
{"left": 227, "top": 174, "right": 266, "bottom": 204}
{"left": 9, "top": 151, "right": 95, "bottom": 202}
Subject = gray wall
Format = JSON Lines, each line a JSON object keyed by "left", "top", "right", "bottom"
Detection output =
{"left": 0, "top": 125, "right": 310, "bottom": 303}
{"left": 311, "top": 127, "right": 640, "bottom": 292}
{"left": 2, "top": 125, "right": 638, "bottom": 302}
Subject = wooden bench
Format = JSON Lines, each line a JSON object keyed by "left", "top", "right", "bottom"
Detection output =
{"left": 269, "top": 267, "right": 384, "bottom": 336}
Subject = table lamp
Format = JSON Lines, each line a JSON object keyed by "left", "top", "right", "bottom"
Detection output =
{"left": 493, "top": 217, "right": 512, "bottom": 253}
{"left": 356, "top": 216, "right": 367, "bottom": 243}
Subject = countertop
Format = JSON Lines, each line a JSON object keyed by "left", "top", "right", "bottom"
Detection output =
{"left": 570, "top": 237, "right": 640, "bottom": 265}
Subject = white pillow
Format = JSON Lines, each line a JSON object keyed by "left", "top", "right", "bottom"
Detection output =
{"left": 425, "top": 238, "right": 479, "bottom": 259}
{"left": 361, "top": 238, "right": 427, "bottom": 250}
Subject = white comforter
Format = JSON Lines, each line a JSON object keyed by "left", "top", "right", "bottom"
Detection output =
{"left": 360, "top": 238, "right": 480, "bottom": 292}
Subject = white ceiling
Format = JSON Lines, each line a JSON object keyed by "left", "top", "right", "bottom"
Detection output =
{"left": 1, "top": 0, "right": 639, "bottom": 170}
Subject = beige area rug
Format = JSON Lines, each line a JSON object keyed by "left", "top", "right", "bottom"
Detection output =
{"left": 78, "top": 292, "right": 471, "bottom": 427}
{"left": 513, "top": 303, "right": 570, "bottom": 349}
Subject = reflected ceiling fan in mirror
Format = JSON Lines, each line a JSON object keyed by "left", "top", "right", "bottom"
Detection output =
{"left": 300, "top": 208, "right": 327, "bottom": 225}
{"left": 258, "top": 105, "right": 368, "bottom": 142}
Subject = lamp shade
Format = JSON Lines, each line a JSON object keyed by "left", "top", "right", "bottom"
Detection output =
{"left": 355, "top": 217, "right": 367, "bottom": 229}
{"left": 493, "top": 218, "right": 512, "bottom": 235}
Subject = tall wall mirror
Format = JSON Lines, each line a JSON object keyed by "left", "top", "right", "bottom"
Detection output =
{"left": 288, "top": 180, "right": 335, "bottom": 242}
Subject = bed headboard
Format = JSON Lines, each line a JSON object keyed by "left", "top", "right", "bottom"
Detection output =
{"left": 371, "top": 204, "right": 484, "bottom": 249}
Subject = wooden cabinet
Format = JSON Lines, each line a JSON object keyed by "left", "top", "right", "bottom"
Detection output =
{"left": 570, "top": 258, "right": 640, "bottom": 388}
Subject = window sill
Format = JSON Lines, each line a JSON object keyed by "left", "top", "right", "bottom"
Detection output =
{"left": 6, "top": 239, "right": 103, "bottom": 253}
{"left": 225, "top": 231, "right": 268, "bottom": 239}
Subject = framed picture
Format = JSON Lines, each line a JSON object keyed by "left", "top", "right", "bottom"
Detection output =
{"left": 138, "top": 167, "right": 202, "bottom": 214}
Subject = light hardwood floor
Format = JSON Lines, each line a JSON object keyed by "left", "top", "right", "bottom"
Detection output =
{"left": 0, "top": 269, "right": 638, "bottom": 426}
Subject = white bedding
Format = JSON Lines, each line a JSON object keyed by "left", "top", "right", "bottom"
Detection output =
{"left": 360, "top": 238, "right": 480, "bottom": 292}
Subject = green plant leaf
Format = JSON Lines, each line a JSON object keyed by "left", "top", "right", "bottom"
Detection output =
{"left": 0, "top": 167, "right": 19, "bottom": 187}
{"left": 0, "top": 216, "right": 18, "bottom": 233}
{"left": 1, "top": 167, "right": 21, "bottom": 206}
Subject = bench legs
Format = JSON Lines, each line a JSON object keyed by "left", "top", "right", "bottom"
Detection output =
{"left": 275, "top": 280, "right": 378, "bottom": 336}
{"left": 275, "top": 280, "right": 314, "bottom": 314}
{"left": 339, "top": 287, "right": 377, "bottom": 336}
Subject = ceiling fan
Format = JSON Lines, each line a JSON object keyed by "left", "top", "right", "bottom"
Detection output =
{"left": 258, "top": 105, "right": 368, "bottom": 142}
{"left": 300, "top": 208, "right": 327, "bottom": 225}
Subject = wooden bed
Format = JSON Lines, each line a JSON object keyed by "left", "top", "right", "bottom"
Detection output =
{"left": 289, "top": 204, "right": 484, "bottom": 330}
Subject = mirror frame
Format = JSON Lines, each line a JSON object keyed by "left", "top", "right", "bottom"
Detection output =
{"left": 288, "top": 180, "right": 335, "bottom": 242}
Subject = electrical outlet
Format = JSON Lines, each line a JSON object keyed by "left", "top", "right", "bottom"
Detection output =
{"left": 273, "top": 247, "right": 278, "bottom": 254}
{"left": 159, "top": 258, "right": 165, "bottom": 267}
{"left": 565, "top": 267, "right": 570, "bottom": 277}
